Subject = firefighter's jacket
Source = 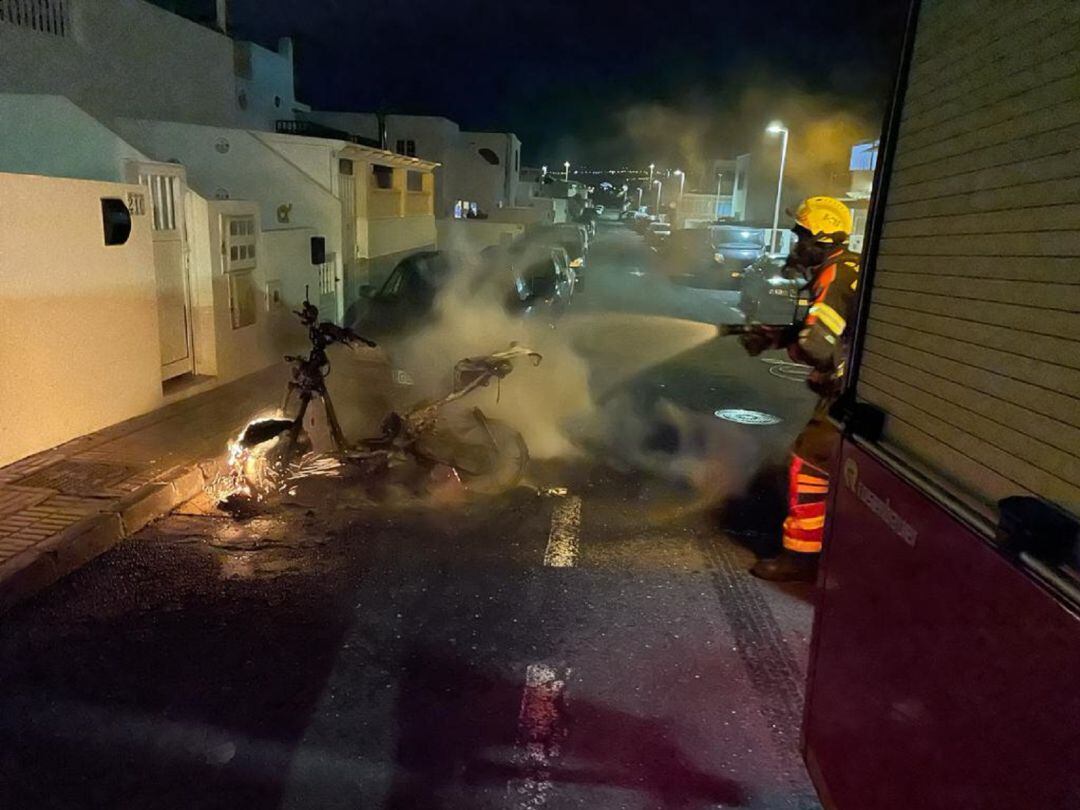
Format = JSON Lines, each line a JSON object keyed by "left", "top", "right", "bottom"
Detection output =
{"left": 787, "top": 249, "right": 861, "bottom": 399}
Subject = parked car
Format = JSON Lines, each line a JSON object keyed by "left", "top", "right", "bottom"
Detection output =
{"left": 529, "top": 224, "right": 587, "bottom": 272}
{"left": 577, "top": 208, "right": 598, "bottom": 238}
{"left": 630, "top": 211, "right": 656, "bottom": 233}
{"left": 652, "top": 228, "right": 725, "bottom": 287}
{"left": 710, "top": 222, "right": 768, "bottom": 286}
{"left": 738, "top": 253, "right": 809, "bottom": 324}
{"left": 645, "top": 220, "right": 672, "bottom": 247}
{"left": 347, "top": 250, "right": 456, "bottom": 339}
{"left": 483, "top": 239, "right": 576, "bottom": 316}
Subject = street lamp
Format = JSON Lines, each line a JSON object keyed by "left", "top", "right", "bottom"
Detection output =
{"left": 563, "top": 161, "right": 570, "bottom": 182}
{"left": 648, "top": 163, "right": 655, "bottom": 186}
{"left": 766, "top": 120, "right": 790, "bottom": 253}
{"left": 653, "top": 179, "right": 662, "bottom": 211}
{"left": 673, "top": 169, "right": 685, "bottom": 226}
{"left": 636, "top": 186, "right": 643, "bottom": 209}
{"left": 714, "top": 172, "right": 724, "bottom": 219}
{"left": 541, "top": 164, "right": 548, "bottom": 178}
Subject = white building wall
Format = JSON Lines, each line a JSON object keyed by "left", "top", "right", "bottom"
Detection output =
{"left": 0, "top": 94, "right": 149, "bottom": 182}
{"left": 385, "top": 116, "right": 459, "bottom": 217}
{"left": 0, "top": 0, "right": 298, "bottom": 132}
{"left": 0, "top": 173, "right": 161, "bottom": 466}
{"left": 458, "top": 131, "right": 519, "bottom": 215}
{"left": 113, "top": 119, "right": 344, "bottom": 254}
{"left": 305, "top": 112, "right": 522, "bottom": 222}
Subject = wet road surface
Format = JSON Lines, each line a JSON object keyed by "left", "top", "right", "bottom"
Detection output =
{"left": 0, "top": 223, "right": 822, "bottom": 809}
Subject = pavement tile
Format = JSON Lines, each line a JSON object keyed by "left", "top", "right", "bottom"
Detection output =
{"left": 0, "top": 364, "right": 285, "bottom": 611}
{"left": 0, "top": 488, "right": 52, "bottom": 517}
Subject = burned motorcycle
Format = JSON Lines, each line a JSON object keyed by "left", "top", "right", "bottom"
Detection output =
{"left": 216, "top": 293, "right": 540, "bottom": 507}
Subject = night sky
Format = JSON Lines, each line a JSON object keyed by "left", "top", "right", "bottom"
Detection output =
{"left": 224, "top": 0, "right": 911, "bottom": 167}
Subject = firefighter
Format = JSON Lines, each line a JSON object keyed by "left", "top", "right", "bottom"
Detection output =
{"left": 739, "top": 196, "right": 860, "bottom": 582}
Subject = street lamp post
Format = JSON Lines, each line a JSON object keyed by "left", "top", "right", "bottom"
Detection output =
{"left": 653, "top": 179, "right": 662, "bottom": 212}
{"left": 541, "top": 165, "right": 548, "bottom": 178}
{"left": 766, "top": 121, "right": 790, "bottom": 253}
{"left": 636, "top": 187, "right": 644, "bottom": 209}
{"left": 564, "top": 161, "right": 570, "bottom": 182}
{"left": 714, "top": 172, "right": 724, "bottom": 220}
{"left": 648, "top": 163, "right": 655, "bottom": 186}
{"left": 673, "top": 169, "right": 685, "bottom": 226}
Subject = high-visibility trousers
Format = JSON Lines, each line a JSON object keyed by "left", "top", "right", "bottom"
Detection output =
{"left": 782, "top": 401, "right": 841, "bottom": 555}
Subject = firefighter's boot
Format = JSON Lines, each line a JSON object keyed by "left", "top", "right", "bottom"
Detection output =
{"left": 750, "top": 550, "right": 819, "bottom": 583}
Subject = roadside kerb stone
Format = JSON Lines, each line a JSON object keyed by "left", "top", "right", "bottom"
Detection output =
{"left": 0, "top": 463, "right": 208, "bottom": 614}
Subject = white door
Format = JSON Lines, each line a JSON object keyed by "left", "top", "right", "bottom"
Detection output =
{"left": 128, "top": 162, "right": 194, "bottom": 380}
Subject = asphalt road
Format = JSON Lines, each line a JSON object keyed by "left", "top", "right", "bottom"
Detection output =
{"left": 0, "top": 222, "right": 822, "bottom": 810}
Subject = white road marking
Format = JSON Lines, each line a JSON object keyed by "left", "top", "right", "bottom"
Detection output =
{"left": 543, "top": 495, "right": 582, "bottom": 568}
{"left": 510, "top": 663, "right": 570, "bottom": 808}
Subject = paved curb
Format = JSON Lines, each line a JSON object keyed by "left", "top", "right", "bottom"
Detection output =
{"left": 0, "top": 464, "right": 208, "bottom": 614}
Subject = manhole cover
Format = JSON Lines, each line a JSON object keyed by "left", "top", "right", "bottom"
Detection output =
{"left": 16, "top": 460, "right": 142, "bottom": 495}
{"left": 713, "top": 408, "right": 782, "bottom": 425}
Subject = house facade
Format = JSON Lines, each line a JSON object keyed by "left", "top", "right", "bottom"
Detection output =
{"left": 300, "top": 111, "right": 523, "bottom": 222}
{"left": 0, "top": 1, "right": 437, "bottom": 466}
{"left": 0, "top": 0, "right": 302, "bottom": 132}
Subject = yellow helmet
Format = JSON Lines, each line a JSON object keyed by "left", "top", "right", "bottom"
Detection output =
{"left": 790, "top": 196, "right": 853, "bottom": 244}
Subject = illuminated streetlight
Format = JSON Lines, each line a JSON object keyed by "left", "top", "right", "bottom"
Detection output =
{"left": 648, "top": 163, "right": 655, "bottom": 186}
{"left": 564, "top": 161, "right": 570, "bottom": 181}
{"left": 636, "top": 186, "right": 643, "bottom": 209}
{"left": 541, "top": 164, "right": 548, "bottom": 178}
{"left": 653, "top": 178, "right": 662, "bottom": 211}
{"left": 766, "top": 121, "right": 790, "bottom": 252}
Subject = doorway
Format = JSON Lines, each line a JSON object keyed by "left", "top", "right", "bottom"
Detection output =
{"left": 127, "top": 161, "right": 194, "bottom": 380}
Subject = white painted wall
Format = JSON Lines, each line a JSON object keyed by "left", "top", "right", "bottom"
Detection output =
{"left": 0, "top": 0, "right": 298, "bottom": 132}
{"left": 436, "top": 219, "right": 524, "bottom": 253}
{"left": 113, "top": 119, "right": 344, "bottom": 259}
{"left": 306, "top": 112, "right": 522, "bottom": 222}
{"left": 0, "top": 172, "right": 161, "bottom": 466}
{"left": 0, "top": 95, "right": 149, "bottom": 182}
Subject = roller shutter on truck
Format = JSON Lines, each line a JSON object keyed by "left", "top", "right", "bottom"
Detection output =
{"left": 853, "top": 0, "right": 1080, "bottom": 521}
{"left": 802, "top": 3, "right": 1080, "bottom": 808}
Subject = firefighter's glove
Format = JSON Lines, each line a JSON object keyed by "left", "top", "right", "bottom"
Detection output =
{"left": 739, "top": 327, "right": 775, "bottom": 357}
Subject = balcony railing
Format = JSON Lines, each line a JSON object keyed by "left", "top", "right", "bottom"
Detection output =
{"left": 275, "top": 120, "right": 380, "bottom": 148}
{"left": 1, "top": 0, "right": 69, "bottom": 36}
{"left": 405, "top": 191, "right": 432, "bottom": 216}
{"left": 367, "top": 188, "right": 401, "bottom": 219}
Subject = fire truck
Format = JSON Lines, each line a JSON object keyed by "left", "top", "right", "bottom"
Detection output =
{"left": 802, "top": 1, "right": 1080, "bottom": 807}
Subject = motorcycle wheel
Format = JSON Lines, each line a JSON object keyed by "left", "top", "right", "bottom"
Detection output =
{"left": 454, "top": 416, "right": 530, "bottom": 495}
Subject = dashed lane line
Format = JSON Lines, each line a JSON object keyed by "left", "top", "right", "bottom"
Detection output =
{"left": 543, "top": 495, "right": 582, "bottom": 568}
{"left": 509, "top": 663, "right": 571, "bottom": 808}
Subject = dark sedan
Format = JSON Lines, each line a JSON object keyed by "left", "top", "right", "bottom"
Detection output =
{"left": 738, "top": 253, "right": 810, "bottom": 324}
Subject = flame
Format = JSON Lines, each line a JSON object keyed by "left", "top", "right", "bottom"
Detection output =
{"left": 207, "top": 414, "right": 346, "bottom": 508}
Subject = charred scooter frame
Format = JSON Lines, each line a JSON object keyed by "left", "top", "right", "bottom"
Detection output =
{"left": 230, "top": 291, "right": 541, "bottom": 499}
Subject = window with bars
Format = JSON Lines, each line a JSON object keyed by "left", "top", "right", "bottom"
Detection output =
{"left": 0, "top": 0, "right": 69, "bottom": 36}
{"left": 223, "top": 215, "right": 257, "bottom": 272}
{"left": 139, "top": 174, "right": 179, "bottom": 232}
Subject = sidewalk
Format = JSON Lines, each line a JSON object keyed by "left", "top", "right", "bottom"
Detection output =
{"left": 0, "top": 364, "right": 289, "bottom": 612}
